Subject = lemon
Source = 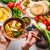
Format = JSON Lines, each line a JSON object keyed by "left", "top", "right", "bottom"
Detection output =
{"left": 0, "top": 13, "right": 7, "bottom": 22}
{"left": 0, "top": 8, "right": 3, "bottom": 18}
{"left": 1, "top": 7, "right": 10, "bottom": 16}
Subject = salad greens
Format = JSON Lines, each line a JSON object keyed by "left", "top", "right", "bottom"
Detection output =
{"left": 12, "top": 6, "right": 22, "bottom": 18}
{"left": 0, "top": 0, "right": 16, "bottom": 4}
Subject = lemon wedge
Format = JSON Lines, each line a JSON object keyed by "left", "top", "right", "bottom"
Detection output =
{"left": 1, "top": 7, "right": 10, "bottom": 16}
{"left": 0, "top": 8, "right": 3, "bottom": 18}
{"left": 0, "top": 13, "right": 8, "bottom": 22}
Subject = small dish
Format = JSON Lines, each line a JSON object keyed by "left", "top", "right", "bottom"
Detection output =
{"left": 0, "top": 3, "right": 12, "bottom": 23}
{"left": 3, "top": 18, "right": 26, "bottom": 40}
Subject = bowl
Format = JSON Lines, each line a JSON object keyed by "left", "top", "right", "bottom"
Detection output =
{"left": 3, "top": 18, "right": 26, "bottom": 41}
{"left": 22, "top": 17, "right": 31, "bottom": 26}
{"left": 0, "top": 3, "right": 12, "bottom": 23}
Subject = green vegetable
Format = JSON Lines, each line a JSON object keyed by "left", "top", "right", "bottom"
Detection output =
{"left": 12, "top": 6, "right": 21, "bottom": 18}
{"left": 1, "top": 0, "right": 9, "bottom": 3}
{"left": 23, "top": 0, "right": 29, "bottom": 7}
{"left": 12, "top": 31, "right": 20, "bottom": 38}
{"left": 1, "top": 0, "right": 16, "bottom": 4}
{"left": 47, "top": 1, "right": 50, "bottom": 9}
{"left": 11, "top": 0, "right": 16, "bottom": 2}
{"left": 22, "top": 17, "right": 30, "bottom": 26}
{"left": 48, "top": 3, "right": 50, "bottom": 9}
{"left": 48, "top": 0, "right": 50, "bottom": 2}
{"left": 32, "top": 19, "right": 50, "bottom": 50}
{"left": 0, "top": 0, "right": 2, "bottom": 2}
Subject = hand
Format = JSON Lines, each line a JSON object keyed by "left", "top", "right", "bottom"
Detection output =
{"left": 0, "top": 26, "right": 10, "bottom": 50}
{"left": 22, "top": 31, "right": 37, "bottom": 50}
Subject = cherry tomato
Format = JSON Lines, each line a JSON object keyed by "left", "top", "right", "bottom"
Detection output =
{"left": 43, "top": 20, "right": 49, "bottom": 26}
{"left": 39, "top": 16, "right": 46, "bottom": 21}
{"left": 39, "top": 16, "right": 43, "bottom": 19}
{"left": 22, "top": 0, "right": 24, "bottom": 2}
{"left": 42, "top": 18, "right": 46, "bottom": 21}
{"left": 34, "top": 16, "right": 39, "bottom": 22}
{"left": 47, "top": 26, "right": 50, "bottom": 31}
{"left": 22, "top": 9, "right": 26, "bottom": 15}
{"left": 7, "top": 2, "right": 15, "bottom": 9}
{"left": 16, "top": 3, "right": 22, "bottom": 10}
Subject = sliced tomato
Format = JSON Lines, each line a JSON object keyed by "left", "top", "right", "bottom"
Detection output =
{"left": 43, "top": 20, "right": 49, "bottom": 26}
{"left": 22, "top": 9, "right": 26, "bottom": 15}
{"left": 15, "top": 3, "right": 22, "bottom": 10}
{"left": 7, "top": 2, "right": 15, "bottom": 9}
{"left": 47, "top": 26, "right": 50, "bottom": 31}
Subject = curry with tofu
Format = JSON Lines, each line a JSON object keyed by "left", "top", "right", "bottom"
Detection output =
{"left": 4, "top": 18, "right": 24, "bottom": 38}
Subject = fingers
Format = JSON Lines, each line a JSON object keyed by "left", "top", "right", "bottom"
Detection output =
{"left": 1, "top": 26, "right": 11, "bottom": 43}
{"left": 31, "top": 31, "right": 37, "bottom": 36}
{"left": 1, "top": 26, "right": 5, "bottom": 35}
{"left": 30, "top": 37, "right": 36, "bottom": 46}
{"left": 21, "top": 33, "right": 28, "bottom": 38}
{"left": 22, "top": 31, "right": 37, "bottom": 49}
{"left": 27, "top": 31, "right": 32, "bottom": 42}
{"left": 1, "top": 26, "right": 4, "bottom": 33}
{"left": 22, "top": 40, "right": 30, "bottom": 48}
{"left": 0, "top": 31, "right": 6, "bottom": 43}
{"left": 0, "top": 26, "right": 1, "bottom": 30}
{"left": 26, "top": 31, "right": 37, "bottom": 46}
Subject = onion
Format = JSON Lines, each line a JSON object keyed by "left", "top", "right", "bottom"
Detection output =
{"left": 38, "top": 23, "right": 46, "bottom": 30}
{"left": 31, "top": 19, "right": 37, "bottom": 26}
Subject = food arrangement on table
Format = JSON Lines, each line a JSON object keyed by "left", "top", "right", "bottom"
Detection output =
{"left": 0, "top": 0, "right": 50, "bottom": 50}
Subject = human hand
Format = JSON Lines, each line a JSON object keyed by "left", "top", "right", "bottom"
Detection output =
{"left": 0, "top": 26, "right": 10, "bottom": 50}
{"left": 22, "top": 31, "right": 37, "bottom": 50}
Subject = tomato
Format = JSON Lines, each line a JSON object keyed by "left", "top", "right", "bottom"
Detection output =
{"left": 22, "top": 9, "right": 26, "bottom": 15}
{"left": 16, "top": 3, "right": 22, "bottom": 10}
{"left": 47, "top": 26, "right": 50, "bottom": 30}
{"left": 39, "top": 16, "right": 43, "bottom": 19}
{"left": 7, "top": 2, "right": 15, "bottom": 9}
{"left": 22, "top": 0, "right": 24, "bottom": 2}
{"left": 39, "top": 15, "right": 46, "bottom": 21}
{"left": 42, "top": 18, "right": 46, "bottom": 21}
{"left": 34, "top": 16, "right": 39, "bottom": 22}
{"left": 43, "top": 20, "right": 49, "bottom": 26}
